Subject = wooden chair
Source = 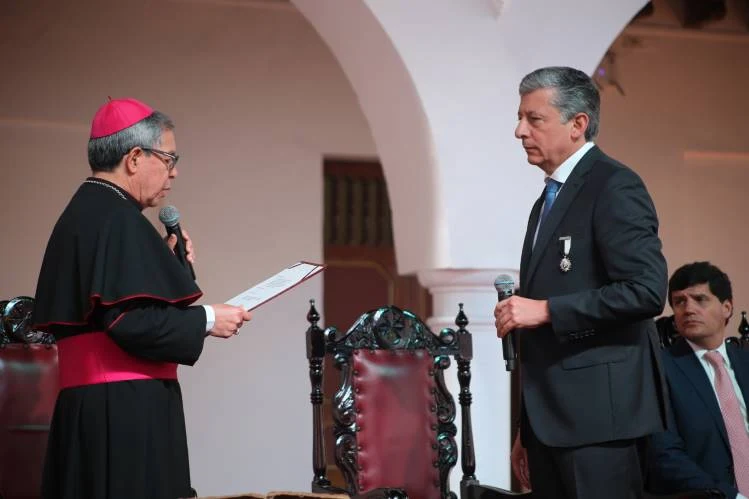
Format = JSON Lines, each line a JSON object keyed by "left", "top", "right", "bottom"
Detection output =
{"left": 307, "top": 301, "right": 524, "bottom": 499}
{"left": 0, "top": 343, "right": 58, "bottom": 499}
{"left": 726, "top": 310, "right": 749, "bottom": 350}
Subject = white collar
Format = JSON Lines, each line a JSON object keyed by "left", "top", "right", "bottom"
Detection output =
{"left": 547, "top": 142, "right": 595, "bottom": 184}
{"left": 687, "top": 338, "right": 730, "bottom": 365}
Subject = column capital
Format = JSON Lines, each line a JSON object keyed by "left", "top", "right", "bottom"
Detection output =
{"left": 417, "top": 267, "right": 519, "bottom": 332}
{"left": 417, "top": 268, "right": 518, "bottom": 291}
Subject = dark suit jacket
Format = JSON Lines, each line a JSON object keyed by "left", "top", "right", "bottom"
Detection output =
{"left": 518, "top": 145, "right": 668, "bottom": 448}
{"left": 648, "top": 338, "right": 749, "bottom": 497}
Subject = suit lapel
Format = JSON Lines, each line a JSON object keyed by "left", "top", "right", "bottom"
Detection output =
{"left": 523, "top": 146, "right": 599, "bottom": 289}
{"left": 670, "top": 340, "right": 730, "bottom": 448}
{"left": 727, "top": 345, "right": 749, "bottom": 401}
{"left": 520, "top": 194, "right": 544, "bottom": 292}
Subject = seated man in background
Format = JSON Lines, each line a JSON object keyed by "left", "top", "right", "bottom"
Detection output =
{"left": 648, "top": 261, "right": 749, "bottom": 498}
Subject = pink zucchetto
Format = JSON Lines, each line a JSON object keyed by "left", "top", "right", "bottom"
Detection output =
{"left": 89, "top": 97, "right": 154, "bottom": 139}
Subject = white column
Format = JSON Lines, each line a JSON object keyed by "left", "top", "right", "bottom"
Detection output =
{"left": 418, "top": 268, "right": 518, "bottom": 492}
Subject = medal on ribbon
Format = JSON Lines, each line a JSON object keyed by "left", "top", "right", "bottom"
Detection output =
{"left": 559, "top": 236, "right": 572, "bottom": 273}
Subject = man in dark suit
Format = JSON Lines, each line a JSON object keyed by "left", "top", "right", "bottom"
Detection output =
{"left": 648, "top": 262, "right": 749, "bottom": 498}
{"left": 494, "top": 66, "right": 668, "bottom": 498}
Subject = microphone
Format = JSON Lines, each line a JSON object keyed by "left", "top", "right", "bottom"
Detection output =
{"left": 495, "top": 274, "right": 516, "bottom": 371}
{"left": 158, "top": 205, "right": 196, "bottom": 280}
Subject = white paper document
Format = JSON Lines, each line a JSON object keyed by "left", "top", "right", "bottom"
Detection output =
{"left": 225, "top": 261, "right": 325, "bottom": 311}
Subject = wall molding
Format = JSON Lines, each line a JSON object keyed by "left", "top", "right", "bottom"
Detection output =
{"left": 0, "top": 117, "right": 87, "bottom": 133}
{"left": 684, "top": 150, "right": 749, "bottom": 164}
{"left": 165, "top": 0, "right": 294, "bottom": 11}
{"left": 625, "top": 24, "right": 749, "bottom": 43}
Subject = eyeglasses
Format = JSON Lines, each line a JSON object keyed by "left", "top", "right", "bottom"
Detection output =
{"left": 141, "top": 147, "right": 180, "bottom": 172}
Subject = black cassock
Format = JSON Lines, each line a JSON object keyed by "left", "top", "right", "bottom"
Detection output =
{"left": 34, "top": 178, "right": 207, "bottom": 499}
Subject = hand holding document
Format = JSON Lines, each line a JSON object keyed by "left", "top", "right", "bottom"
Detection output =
{"left": 226, "top": 261, "right": 325, "bottom": 311}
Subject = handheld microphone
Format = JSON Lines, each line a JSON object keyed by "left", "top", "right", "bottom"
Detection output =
{"left": 158, "top": 205, "right": 196, "bottom": 280}
{"left": 494, "top": 274, "right": 516, "bottom": 371}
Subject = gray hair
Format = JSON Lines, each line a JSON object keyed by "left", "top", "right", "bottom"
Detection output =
{"left": 519, "top": 67, "right": 600, "bottom": 141}
{"left": 88, "top": 111, "right": 175, "bottom": 172}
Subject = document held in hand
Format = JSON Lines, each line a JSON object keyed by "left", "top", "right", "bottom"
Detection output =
{"left": 225, "top": 261, "right": 325, "bottom": 311}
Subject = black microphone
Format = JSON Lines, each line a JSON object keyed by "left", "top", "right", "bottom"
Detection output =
{"left": 159, "top": 205, "right": 196, "bottom": 280}
{"left": 495, "top": 274, "right": 516, "bottom": 371}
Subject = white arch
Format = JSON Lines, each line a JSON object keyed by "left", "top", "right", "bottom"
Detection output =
{"left": 291, "top": 0, "right": 448, "bottom": 273}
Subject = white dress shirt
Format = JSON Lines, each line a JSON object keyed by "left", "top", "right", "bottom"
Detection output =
{"left": 687, "top": 339, "right": 749, "bottom": 434}
{"left": 533, "top": 141, "right": 595, "bottom": 246}
{"left": 203, "top": 305, "right": 215, "bottom": 332}
{"left": 687, "top": 339, "right": 749, "bottom": 499}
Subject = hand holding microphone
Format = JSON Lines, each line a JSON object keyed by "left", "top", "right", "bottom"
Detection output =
{"left": 159, "top": 205, "right": 196, "bottom": 280}
{"left": 494, "top": 277, "right": 552, "bottom": 371}
{"left": 494, "top": 274, "right": 518, "bottom": 371}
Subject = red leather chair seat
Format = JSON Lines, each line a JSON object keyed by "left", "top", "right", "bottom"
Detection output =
{"left": 0, "top": 344, "right": 58, "bottom": 499}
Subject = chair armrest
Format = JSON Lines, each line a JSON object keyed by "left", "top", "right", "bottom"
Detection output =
{"left": 265, "top": 489, "right": 406, "bottom": 499}
{"left": 462, "top": 482, "right": 532, "bottom": 499}
{"left": 644, "top": 489, "right": 726, "bottom": 499}
{"left": 268, "top": 491, "right": 349, "bottom": 499}
{"left": 353, "top": 489, "right": 408, "bottom": 499}
{"left": 196, "top": 494, "right": 264, "bottom": 499}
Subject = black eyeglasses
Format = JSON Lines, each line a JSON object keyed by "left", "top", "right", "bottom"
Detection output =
{"left": 141, "top": 147, "right": 179, "bottom": 171}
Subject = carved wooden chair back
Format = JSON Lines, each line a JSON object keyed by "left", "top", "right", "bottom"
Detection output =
{"left": 306, "top": 302, "right": 476, "bottom": 499}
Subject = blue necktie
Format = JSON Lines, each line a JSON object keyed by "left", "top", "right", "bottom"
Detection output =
{"left": 539, "top": 179, "right": 561, "bottom": 227}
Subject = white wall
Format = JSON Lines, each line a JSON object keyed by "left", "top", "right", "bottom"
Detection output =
{"left": 0, "top": 0, "right": 375, "bottom": 495}
{"left": 598, "top": 28, "right": 749, "bottom": 333}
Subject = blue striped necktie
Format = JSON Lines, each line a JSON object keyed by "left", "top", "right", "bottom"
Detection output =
{"left": 539, "top": 179, "right": 562, "bottom": 227}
